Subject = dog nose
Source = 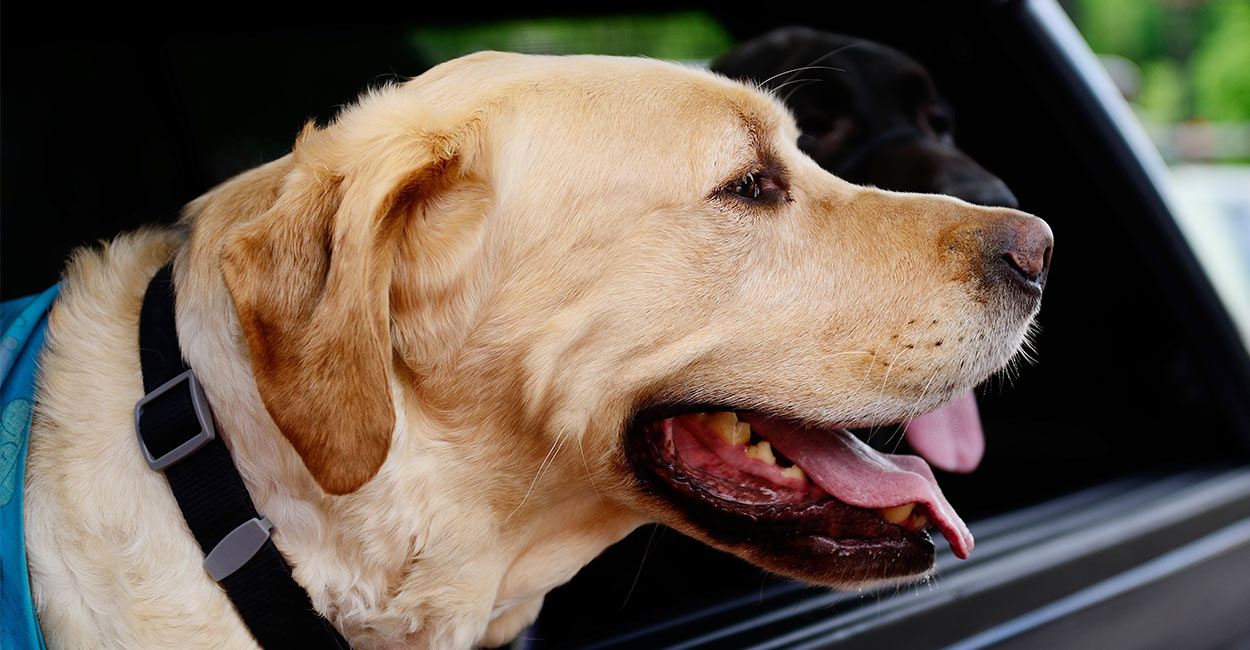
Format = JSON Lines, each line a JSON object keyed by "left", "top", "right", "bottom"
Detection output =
{"left": 987, "top": 213, "right": 1053, "bottom": 290}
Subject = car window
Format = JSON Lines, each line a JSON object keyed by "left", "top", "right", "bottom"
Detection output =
{"left": 1066, "top": 0, "right": 1250, "bottom": 348}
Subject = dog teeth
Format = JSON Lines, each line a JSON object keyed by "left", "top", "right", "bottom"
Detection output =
{"left": 876, "top": 503, "right": 916, "bottom": 524}
{"left": 708, "top": 411, "right": 750, "bottom": 445}
{"left": 697, "top": 411, "right": 804, "bottom": 480}
{"left": 779, "top": 465, "right": 807, "bottom": 482}
{"left": 745, "top": 440, "right": 776, "bottom": 465}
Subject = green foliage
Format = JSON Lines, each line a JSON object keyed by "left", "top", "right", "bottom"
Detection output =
{"left": 1191, "top": 0, "right": 1250, "bottom": 121}
{"left": 1073, "top": 0, "right": 1250, "bottom": 123}
{"left": 1139, "top": 59, "right": 1186, "bottom": 123}
{"left": 409, "top": 12, "right": 734, "bottom": 63}
{"left": 1076, "top": 0, "right": 1169, "bottom": 62}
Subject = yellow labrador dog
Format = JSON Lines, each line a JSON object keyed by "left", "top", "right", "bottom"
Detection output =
{"left": 23, "top": 51, "right": 1051, "bottom": 648}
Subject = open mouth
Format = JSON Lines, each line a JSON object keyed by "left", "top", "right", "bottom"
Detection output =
{"left": 626, "top": 406, "right": 975, "bottom": 583}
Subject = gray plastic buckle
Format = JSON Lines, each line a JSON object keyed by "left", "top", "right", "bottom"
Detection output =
{"left": 134, "top": 369, "right": 217, "bottom": 471}
{"left": 204, "top": 516, "right": 273, "bottom": 581}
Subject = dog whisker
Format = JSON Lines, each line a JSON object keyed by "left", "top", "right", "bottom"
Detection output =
{"left": 767, "top": 76, "right": 821, "bottom": 93}
{"left": 771, "top": 78, "right": 823, "bottom": 104}
{"left": 911, "top": 371, "right": 941, "bottom": 419}
{"left": 853, "top": 350, "right": 880, "bottom": 393}
{"left": 505, "top": 436, "right": 565, "bottom": 523}
{"left": 620, "top": 524, "right": 663, "bottom": 611}
{"left": 878, "top": 348, "right": 909, "bottom": 396}
{"left": 884, "top": 369, "right": 943, "bottom": 454}
{"left": 756, "top": 64, "right": 845, "bottom": 91}
{"left": 756, "top": 39, "right": 865, "bottom": 91}
{"left": 1019, "top": 320, "right": 1043, "bottom": 364}
{"left": 886, "top": 426, "right": 908, "bottom": 455}
{"left": 577, "top": 434, "right": 608, "bottom": 514}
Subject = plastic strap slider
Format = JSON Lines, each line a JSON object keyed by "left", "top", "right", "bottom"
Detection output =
{"left": 203, "top": 516, "right": 274, "bottom": 581}
{"left": 134, "top": 369, "right": 216, "bottom": 471}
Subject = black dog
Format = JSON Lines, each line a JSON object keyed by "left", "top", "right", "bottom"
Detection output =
{"left": 715, "top": 26, "right": 1026, "bottom": 474}
{"left": 713, "top": 26, "right": 1017, "bottom": 208}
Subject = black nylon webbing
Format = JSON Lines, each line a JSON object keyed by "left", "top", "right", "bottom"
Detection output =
{"left": 137, "top": 263, "right": 350, "bottom": 649}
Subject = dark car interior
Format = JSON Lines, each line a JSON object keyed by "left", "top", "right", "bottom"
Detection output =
{"left": 4, "top": 2, "right": 1249, "bottom": 648}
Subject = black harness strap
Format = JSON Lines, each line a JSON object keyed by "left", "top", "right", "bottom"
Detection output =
{"left": 135, "top": 263, "right": 350, "bottom": 649}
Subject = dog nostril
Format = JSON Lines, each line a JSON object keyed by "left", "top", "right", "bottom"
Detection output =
{"left": 990, "top": 215, "right": 1053, "bottom": 289}
{"left": 1003, "top": 247, "right": 1047, "bottom": 282}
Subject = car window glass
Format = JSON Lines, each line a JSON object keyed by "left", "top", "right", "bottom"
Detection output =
{"left": 1066, "top": 0, "right": 1250, "bottom": 348}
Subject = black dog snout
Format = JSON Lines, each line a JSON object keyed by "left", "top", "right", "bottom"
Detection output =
{"left": 945, "top": 177, "right": 1020, "bottom": 210}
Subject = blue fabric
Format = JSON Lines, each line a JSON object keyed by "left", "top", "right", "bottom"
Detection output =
{"left": 2, "top": 285, "right": 58, "bottom": 650}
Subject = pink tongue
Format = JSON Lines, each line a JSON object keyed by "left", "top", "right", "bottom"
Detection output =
{"left": 902, "top": 391, "right": 985, "bottom": 474}
{"left": 740, "top": 414, "right": 975, "bottom": 559}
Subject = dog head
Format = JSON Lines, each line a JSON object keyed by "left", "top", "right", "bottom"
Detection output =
{"left": 713, "top": 26, "right": 1019, "bottom": 209}
{"left": 204, "top": 51, "right": 1050, "bottom": 644}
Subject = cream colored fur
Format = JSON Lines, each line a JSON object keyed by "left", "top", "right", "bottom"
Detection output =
{"left": 24, "top": 52, "right": 1047, "bottom": 648}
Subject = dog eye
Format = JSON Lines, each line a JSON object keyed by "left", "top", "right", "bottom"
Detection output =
{"left": 725, "top": 169, "right": 789, "bottom": 204}
{"left": 924, "top": 109, "right": 954, "bottom": 139}
{"left": 732, "top": 173, "right": 763, "bottom": 200}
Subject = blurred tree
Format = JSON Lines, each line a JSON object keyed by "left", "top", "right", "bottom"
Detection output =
{"left": 1140, "top": 59, "right": 1187, "bottom": 122}
{"left": 1076, "top": 0, "right": 1169, "bottom": 63}
{"left": 1192, "top": 0, "right": 1250, "bottom": 121}
{"left": 409, "top": 12, "right": 732, "bottom": 62}
{"left": 1074, "top": 0, "right": 1250, "bottom": 127}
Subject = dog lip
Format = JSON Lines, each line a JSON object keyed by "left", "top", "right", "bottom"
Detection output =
{"left": 1004, "top": 266, "right": 1046, "bottom": 294}
{"left": 630, "top": 403, "right": 911, "bottom": 442}
{"left": 631, "top": 403, "right": 750, "bottom": 424}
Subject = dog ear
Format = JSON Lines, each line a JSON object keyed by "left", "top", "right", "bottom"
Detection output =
{"left": 221, "top": 115, "right": 467, "bottom": 495}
